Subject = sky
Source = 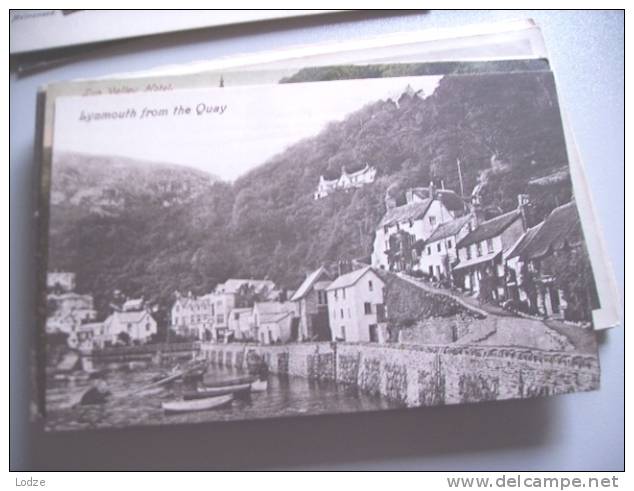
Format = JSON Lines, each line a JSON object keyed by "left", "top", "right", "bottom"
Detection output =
{"left": 53, "top": 75, "right": 441, "bottom": 182}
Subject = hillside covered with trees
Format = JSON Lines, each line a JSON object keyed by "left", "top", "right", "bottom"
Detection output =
{"left": 47, "top": 70, "right": 576, "bottom": 319}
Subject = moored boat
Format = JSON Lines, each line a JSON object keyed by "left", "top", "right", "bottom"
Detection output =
{"left": 184, "top": 383, "right": 251, "bottom": 400}
{"left": 201, "top": 375, "right": 255, "bottom": 388}
{"left": 250, "top": 379, "right": 268, "bottom": 392}
{"left": 162, "top": 394, "right": 233, "bottom": 413}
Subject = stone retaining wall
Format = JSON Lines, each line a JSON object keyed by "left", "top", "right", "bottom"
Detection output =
{"left": 200, "top": 341, "right": 599, "bottom": 408}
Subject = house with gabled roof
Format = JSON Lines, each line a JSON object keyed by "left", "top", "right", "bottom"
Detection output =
{"left": 252, "top": 301, "right": 298, "bottom": 345}
{"left": 326, "top": 266, "right": 387, "bottom": 343}
{"left": 290, "top": 266, "right": 332, "bottom": 341}
{"left": 208, "top": 278, "right": 276, "bottom": 341}
{"left": 419, "top": 213, "right": 474, "bottom": 281}
{"left": 103, "top": 310, "right": 157, "bottom": 345}
{"left": 371, "top": 182, "right": 464, "bottom": 272}
{"left": 503, "top": 200, "right": 597, "bottom": 320}
{"left": 453, "top": 197, "right": 527, "bottom": 300}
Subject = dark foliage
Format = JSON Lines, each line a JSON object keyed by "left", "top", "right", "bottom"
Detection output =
{"left": 48, "top": 71, "right": 572, "bottom": 320}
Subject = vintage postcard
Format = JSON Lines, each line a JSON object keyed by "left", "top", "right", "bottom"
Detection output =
{"left": 41, "top": 71, "right": 603, "bottom": 431}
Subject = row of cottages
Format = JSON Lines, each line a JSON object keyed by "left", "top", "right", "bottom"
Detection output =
{"left": 171, "top": 293, "right": 215, "bottom": 339}
{"left": 503, "top": 200, "right": 597, "bottom": 320}
{"left": 371, "top": 182, "right": 465, "bottom": 272}
{"left": 313, "top": 164, "right": 377, "bottom": 200}
{"left": 244, "top": 266, "right": 387, "bottom": 345}
{"left": 45, "top": 271, "right": 98, "bottom": 336}
{"left": 170, "top": 279, "right": 276, "bottom": 341}
{"left": 67, "top": 306, "right": 158, "bottom": 350}
{"left": 452, "top": 206, "right": 526, "bottom": 301}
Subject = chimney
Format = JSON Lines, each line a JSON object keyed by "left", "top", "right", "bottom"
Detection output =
{"left": 429, "top": 180, "right": 436, "bottom": 199}
{"left": 517, "top": 194, "right": 530, "bottom": 230}
{"left": 384, "top": 189, "right": 397, "bottom": 210}
{"left": 471, "top": 204, "right": 486, "bottom": 227}
{"left": 405, "top": 189, "right": 415, "bottom": 204}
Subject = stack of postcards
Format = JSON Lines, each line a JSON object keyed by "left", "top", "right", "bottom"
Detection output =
{"left": 34, "top": 19, "right": 621, "bottom": 432}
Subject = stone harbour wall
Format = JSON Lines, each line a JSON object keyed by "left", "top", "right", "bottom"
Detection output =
{"left": 200, "top": 341, "right": 599, "bottom": 408}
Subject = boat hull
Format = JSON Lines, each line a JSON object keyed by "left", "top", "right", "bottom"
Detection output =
{"left": 162, "top": 394, "right": 233, "bottom": 413}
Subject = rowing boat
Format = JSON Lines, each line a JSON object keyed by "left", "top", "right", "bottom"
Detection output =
{"left": 162, "top": 394, "right": 233, "bottom": 413}
{"left": 183, "top": 383, "right": 251, "bottom": 400}
{"left": 201, "top": 375, "right": 255, "bottom": 388}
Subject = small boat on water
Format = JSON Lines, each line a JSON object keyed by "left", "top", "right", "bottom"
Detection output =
{"left": 201, "top": 375, "right": 256, "bottom": 388}
{"left": 184, "top": 382, "right": 251, "bottom": 400}
{"left": 184, "top": 379, "right": 268, "bottom": 400}
{"left": 162, "top": 394, "right": 233, "bottom": 414}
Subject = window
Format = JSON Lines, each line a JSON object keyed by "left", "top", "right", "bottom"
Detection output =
{"left": 364, "top": 302, "right": 372, "bottom": 315}
{"left": 476, "top": 242, "right": 483, "bottom": 257}
{"left": 334, "top": 290, "right": 338, "bottom": 300}
{"left": 408, "top": 219, "right": 413, "bottom": 228}
{"left": 429, "top": 216, "right": 436, "bottom": 226}
{"left": 447, "top": 239, "right": 452, "bottom": 249}
{"left": 146, "top": 322, "right": 151, "bottom": 331}
{"left": 427, "top": 246, "right": 431, "bottom": 255}
{"left": 466, "top": 246, "right": 472, "bottom": 260}
{"left": 348, "top": 307, "right": 351, "bottom": 318}
{"left": 318, "top": 290, "right": 327, "bottom": 304}
{"left": 437, "top": 243, "right": 441, "bottom": 253}
{"left": 384, "top": 225, "right": 388, "bottom": 234}
{"left": 486, "top": 238, "right": 494, "bottom": 253}
{"left": 368, "top": 280, "right": 373, "bottom": 292}
{"left": 234, "top": 312, "right": 240, "bottom": 320}
{"left": 340, "top": 326, "right": 346, "bottom": 341}
{"left": 342, "top": 289, "right": 346, "bottom": 300}
{"left": 340, "top": 308, "right": 344, "bottom": 318}
{"left": 127, "top": 323, "right": 132, "bottom": 333}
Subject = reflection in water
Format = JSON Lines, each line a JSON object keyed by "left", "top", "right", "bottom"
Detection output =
{"left": 45, "top": 364, "right": 400, "bottom": 431}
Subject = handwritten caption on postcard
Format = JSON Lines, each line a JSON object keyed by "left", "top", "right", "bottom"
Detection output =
{"left": 78, "top": 104, "right": 227, "bottom": 123}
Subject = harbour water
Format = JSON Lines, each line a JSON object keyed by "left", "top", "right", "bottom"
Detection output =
{"left": 45, "top": 363, "right": 400, "bottom": 431}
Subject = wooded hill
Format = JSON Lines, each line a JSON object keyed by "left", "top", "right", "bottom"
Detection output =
{"left": 48, "top": 70, "right": 574, "bottom": 318}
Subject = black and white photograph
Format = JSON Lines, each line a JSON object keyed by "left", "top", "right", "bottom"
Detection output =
{"left": 41, "top": 69, "right": 603, "bottom": 432}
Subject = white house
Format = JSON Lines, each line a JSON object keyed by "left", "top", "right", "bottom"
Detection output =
{"left": 45, "top": 292, "right": 97, "bottom": 334}
{"left": 252, "top": 301, "right": 298, "bottom": 345}
{"left": 103, "top": 310, "right": 157, "bottom": 345}
{"left": 419, "top": 214, "right": 473, "bottom": 281}
{"left": 314, "top": 164, "right": 377, "bottom": 200}
{"left": 47, "top": 272, "right": 76, "bottom": 292}
{"left": 453, "top": 208, "right": 525, "bottom": 301}
{"left": 371, "top": 183, "right": 464, "bottom": 272}
{"left": 325, "top": 266, "right": 387, "bottom": 343}
{"left": 228, "top": 307, "right": 254, "bottom": 341}
{"left": 209, "top": 279, "right": 276, "bottom": 340}
{"left": 171, "top": 293, "right": 215, "bottom": 340}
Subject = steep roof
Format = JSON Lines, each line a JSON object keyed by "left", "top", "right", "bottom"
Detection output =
{"left": 290, "top": 266, "right": 330, "bottom": 302}
{"left": 216, "top": 279, "right": 275, "bottom": 295}
{"left": 426, "top": 214, "right": 472, "bottom": 243}
{"left": 326, "top": 266, "right": 383, "bottom": 291}
{"left": 511, "top": 201, "right": 582, "bottom": 261}
{"left": 457, "top": 210, "right": 521, "bottom": 248}
{"left": 411, "top": 187, "right": 465, "bottom": 212}
{"left": 379, "top": 199, "right": 432, "bottom": 228}
{"left": 504, "top": 222, "right": 544, "bottom": 261}
{"left": 254, "top": 301, "right": 296, "bottom": 323}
